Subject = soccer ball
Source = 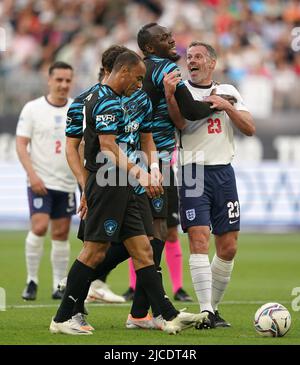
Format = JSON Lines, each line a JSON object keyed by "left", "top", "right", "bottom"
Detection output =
{"left": 254, "top": 302, "right": 291, "bottom": 337}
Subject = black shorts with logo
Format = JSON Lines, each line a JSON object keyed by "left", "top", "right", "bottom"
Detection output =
{"left": 77, "top": 190, "right": 153, "bottom": 242}
{"left": 83, "top": 173, "right": 146, "bottom": 243}
{"left": 148, "top": 160, "right": 169, "bottom": 219}
{"left": 149, "top": 164, "right": 180, "bottom": 226}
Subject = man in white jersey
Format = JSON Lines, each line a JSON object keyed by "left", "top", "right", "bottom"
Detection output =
{"left": 16, "top": 61, "right": 77, "bottom": 300}
{"left": 163, "top": 41, "right": 255, "bottom": 328}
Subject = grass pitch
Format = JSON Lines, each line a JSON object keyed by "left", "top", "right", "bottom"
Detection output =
{"left": 0, "top": 231, "right": 299, "bottom": 345}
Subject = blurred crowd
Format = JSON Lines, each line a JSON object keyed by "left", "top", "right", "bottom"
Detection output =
{"left": 1, "top": 0, "right": 300, "bottom": 116}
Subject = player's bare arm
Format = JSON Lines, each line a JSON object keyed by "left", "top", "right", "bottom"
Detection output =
{"left": 204, "top": 95, "right": 255, "bottom": 136}
{"left": 16, "top": 136, "right": 47, "bottom": 195}
{"left": 163, "top": 71, "right": 186, "bottom": 130}
{"left": 65, "top": 137, "right": 88, "bottom": 190}
{"left": 65, "top": 137, "right": 89, "bottom": 219}
{"left": 99, "top": 134, "right": 163, "bottom": 198}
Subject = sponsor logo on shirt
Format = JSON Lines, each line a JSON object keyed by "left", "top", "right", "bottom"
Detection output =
{"left": 96, "top": 114, "right": 116, "bottom": 127}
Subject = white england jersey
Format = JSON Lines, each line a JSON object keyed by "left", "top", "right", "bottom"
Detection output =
{"left": 16, "top": 96, "right": 77, "bottom": 193}
{"left": 180, "top": 81, "right": 249, "bottom": 165}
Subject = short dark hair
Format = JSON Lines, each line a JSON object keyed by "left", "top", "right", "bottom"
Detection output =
{"left": 137, "top": 23, "right": 157, "bottom": 53}
{"left": 188, "top": 41, "right": 217, "bottom": 60}
{"left": 98, "top": 45, "right": 129, "bottom": 81}
{"left": 48, "top": 61, "right": 73, "bottom": 75}
{"left": 112, "top": 51, "right": 143, "bottom": 72}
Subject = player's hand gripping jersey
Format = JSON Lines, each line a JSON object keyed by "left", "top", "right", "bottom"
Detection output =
{"left": 180, "top": 81, "right": 249, "bottom": 166}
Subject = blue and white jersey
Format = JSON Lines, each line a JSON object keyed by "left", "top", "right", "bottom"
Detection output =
{"left": 143, "top": 55, "right": 184, "bottom": 161}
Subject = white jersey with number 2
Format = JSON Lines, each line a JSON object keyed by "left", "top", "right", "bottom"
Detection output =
{"left": 180, "top": 81, "right": 249, "bottom": 166}
{"left": 16, "top": 96, "right": 77, "bottom": 193}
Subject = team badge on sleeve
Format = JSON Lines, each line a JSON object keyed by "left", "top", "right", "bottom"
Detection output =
{"left": 104, "top": 219, "right": 118, "bottom": 236}
{"left": 186, "top": 209, "right": 196, "bottom": 221}
{"left": 123, "top": 101, "right": 138, "bottom": 113}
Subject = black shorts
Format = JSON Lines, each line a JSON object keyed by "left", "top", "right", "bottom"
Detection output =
{"left": 149, "top": 164, "right": 180, "bottom": 226}
{"left": 84, "top": 173, "right": 146, "bottom": 243}
{"left": 135, "top": 193, "right": 154, "bottom": 237}
{"left": 149, "top": 190, "right": 168, "bottom": 219}
{"left": 148, "top": 161, "right": 169, "bottom": 219}
{"left": 77, "top": 192, "right": 153, "bottom": 241}
{"left": 167, "top": 182, "right": 179, "bottom": 228}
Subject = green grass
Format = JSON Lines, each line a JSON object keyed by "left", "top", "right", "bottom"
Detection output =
{"left": 0, "top": 231, "right": 299, "bottom": 345}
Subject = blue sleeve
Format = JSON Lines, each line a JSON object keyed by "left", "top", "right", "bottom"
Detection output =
{"left": 93, "top": 97, "right": 122, "bottom": 135}
{"left": 140, "top": 98, "right": 153, "bottom": 133}
{"left": 152, "top": 60, "right": 184, "bottom": 91}
{"left": 65, "top": 99, "right": 84, "bottom": 138}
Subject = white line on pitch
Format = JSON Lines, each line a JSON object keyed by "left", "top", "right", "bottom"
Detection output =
{"left": 6, "top": 300, "right": 291, "bottom": 310}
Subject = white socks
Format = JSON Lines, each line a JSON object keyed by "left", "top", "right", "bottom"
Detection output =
{"left": 211, "top": 254, "right": 234, "bottom": 311}
{"left": 189, "top": 254, "right": 214, "bottom": 313}
{"left": 189, "top": 253, "right": 234, "bottom": 313}
{"left": 25, "top": 231, "right": 45, "bottom": 284}
{"left": 51, "top": 240, "right": 70, "bottom": 291}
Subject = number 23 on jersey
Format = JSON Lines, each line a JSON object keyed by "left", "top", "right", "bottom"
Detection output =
{"left": 207, "top": 118, "right": 222, "bottom": 134}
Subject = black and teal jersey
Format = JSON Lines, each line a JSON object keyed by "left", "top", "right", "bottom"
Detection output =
{"left": 84, "top": 84, "right": 123, "bottom": 173}
{"left": 142, "top": 55, "right": 184, "bottom": 161}
{"left": 65, "top": 83, "right": 100, "bottom": 138}
{"left": 66, "top": 83, "right": 153, "bottom": 193}
{"left": 84, "top": 86, "right": 153, "bottom": 195}
{"left": 119, "top": 90, "right": 152, "bottom": 164}
{"left": 119, "top": 89, "right": 153, "bottom": 194}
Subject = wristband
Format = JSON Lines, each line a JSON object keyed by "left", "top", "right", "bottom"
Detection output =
{"left": 150, "top": 162, "right": 159, "bottom": 170}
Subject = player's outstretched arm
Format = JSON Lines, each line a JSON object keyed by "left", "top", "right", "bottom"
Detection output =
{"left": 162, "top": 70, "right": 212, "bottom": 121}
{"left": 174, "top": 85, "right": 213, "bottom": 121}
